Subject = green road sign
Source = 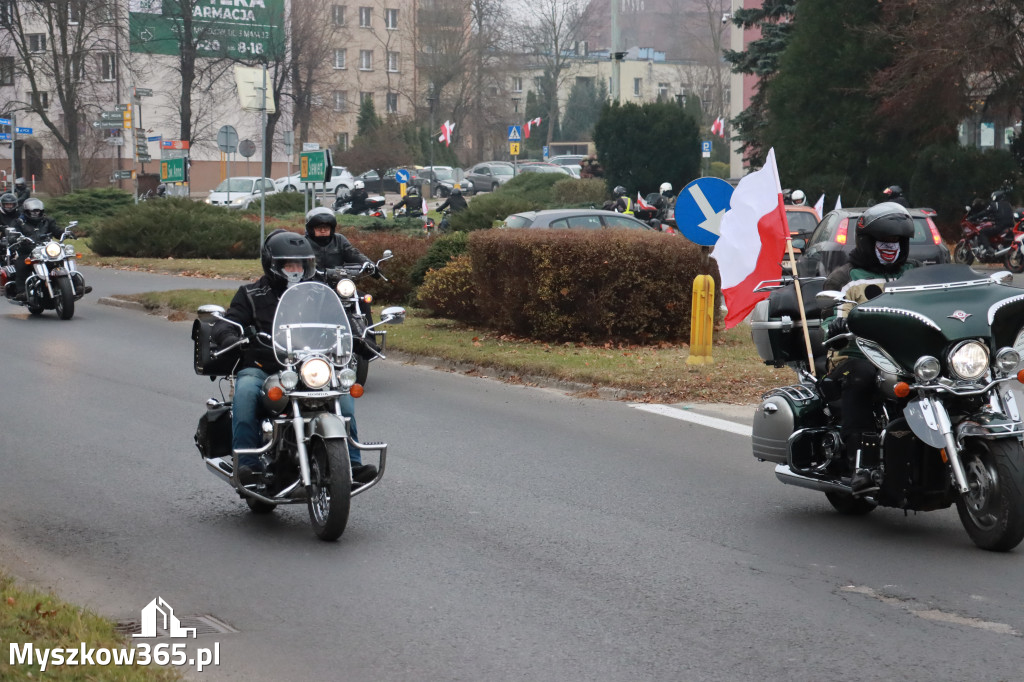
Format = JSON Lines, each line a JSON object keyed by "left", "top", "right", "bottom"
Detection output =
{"left": 161, "top": 157, "right": 185, "bottom": 183}
{"left": 116, "top": 103, "right": 129, "bottom": 112}
{"left": 93, "top": 121, "right": 124, "bottom": 129}
{"left": 113, "top": 170, "right": 134, "bottom": 179}
{"left": 100, "top": 111, "right": 123, "bottom": 121}
{"left": 135, "top": 88, "right": 153, "bottom": 97}
{"left": 300, "top": 150, "right": 329, "bottom": 182}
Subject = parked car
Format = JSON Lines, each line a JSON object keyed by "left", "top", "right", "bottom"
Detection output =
{"left": 796, "top": 207, "right": 949, "bottom": 276}
{"left": 501, "top": 209, "right": 656, "bottom": 230}
{"left": 785, "top": 205, "right": 821, "bottom": 254}
{"left": 273, "top": 166, "right": 354, "bottom": 196}
{"left": 415, "top": 166, "right": 465, "bottom": 197}
{"left": 464, "top": 162, "right": 515, "bottom": 195}
{"left": 205, "top": 176, "right": 277, "bottom": 209}
{"left": 518, "top": 162, "right": 574, "bottom": 176}
{"left": 548, "top": 154, "right": 587, "bottom": 168}
{"left": 355, "top": 168, "right": 424, "bottom": 195}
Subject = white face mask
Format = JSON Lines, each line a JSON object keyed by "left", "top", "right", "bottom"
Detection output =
{"left": 875, "top": 240, "right": 900, "bottom": 264}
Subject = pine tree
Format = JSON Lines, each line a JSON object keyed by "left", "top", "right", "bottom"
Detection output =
{"left": 356, "top": 97, "right": 382, "bottom": 139}
{"left": 561, "top": 79, "right": 608, "bottom": 142}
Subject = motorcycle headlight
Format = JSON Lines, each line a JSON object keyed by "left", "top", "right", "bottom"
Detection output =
{"left": 63, "top": 244, "right": 75, "bottom": 256}
{"left": 336, "top": 278, "right": 357, "bottom": 298}
{"left": 913, "top": 356, "right": 941, "bottom": 382}
{"left": 279, "top": 369, "right": 299, "bottom": 390}
{"left": 44, "top": 242, "right": 62, "bottom": 258}
{"left": 338, "top": 367, "right": 357, "bottom": 388}
{"left": 994, "top": 347, "right": 1021, "bottom": 375}
{"left": 300, "top": 358, "right": 332, "bottom": 389}
{"left": 948, "top": 341, "right": 989, "bottom": 381}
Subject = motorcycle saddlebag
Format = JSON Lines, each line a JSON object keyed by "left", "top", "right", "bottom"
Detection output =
{"left": 194, "top": 404, "right": 232, "bottom": 460}
{"left": 752, "top": 384, "right": 824, "bottom": 464}
{"left": 750, "top": 280, "right": 825, "bottom": 367}
{"left": 192, "top": 318, "right": 238, "bottom": 377}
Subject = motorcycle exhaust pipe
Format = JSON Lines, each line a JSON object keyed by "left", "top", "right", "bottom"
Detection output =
{"left": 994, "top": 246, "right": 1012, "bottom": 257}
{"left": 774, "top": 464, "right": 853, "bottom": 494}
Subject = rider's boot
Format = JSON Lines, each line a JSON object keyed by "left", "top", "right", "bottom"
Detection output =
{"left": 848, "top": 433, "right": 881, "bottom": 495}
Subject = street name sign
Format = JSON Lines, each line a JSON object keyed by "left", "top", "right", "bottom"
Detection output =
{"left": 161, "top": 158, "right": 186, "bottom": 183}
{"left": 300, "top": 150, "right": 329, "bottom": 182}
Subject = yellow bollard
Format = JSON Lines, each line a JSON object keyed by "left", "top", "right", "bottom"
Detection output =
{"left": 686, "top": 274, "right": 715, "bottom": 365}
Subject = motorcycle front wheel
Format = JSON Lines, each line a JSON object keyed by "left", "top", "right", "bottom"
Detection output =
{"left": 955, "top": 439, "right": 1024, "bottom": 551}
{"left": 54, "top": 277, "right": 74, "bottom": 320}
{"left": 306, "top": 437, "right": 351, "bottom": 541}
{"left": 952, "top": 241, "right": 975, "bottom": 265}
{"left": 1004, "top": 248, "right": 1024, "bottom": 274}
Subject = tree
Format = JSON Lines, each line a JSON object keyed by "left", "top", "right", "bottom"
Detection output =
{"left": 560, "top": 78, "right": 607, "bottom": 141}
{"left": 336, "top": 120, "right": 412, "bottom": 194}
{"left": 593, "top": 101, "right": 701, "bottom": 195}
{"left": 722, "top": 0, "right": 796, "bottom": 166}
{"left": 357, "top": 97, "right": 382, "bottom": 138}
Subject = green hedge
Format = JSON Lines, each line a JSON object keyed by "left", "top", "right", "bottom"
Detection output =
{"left": 46, "top": 188, "right": 136, "bottom": 236}
{"left": 416, "top": 254, "right": 479, "bottom": 322}
{"left": 88, "top": 198, "right": 261, "bottom": 258}
{"left": 551, "top": 178, "right": 607, "bottom": 206}
{"left": 418, "top": 229, "right": 719, "bottom": 343}
{"left": 340, "top": 229, "right": 431, "bottom": 304}
{"left": 410, "top": 231, "right": 469, "bottom": 286}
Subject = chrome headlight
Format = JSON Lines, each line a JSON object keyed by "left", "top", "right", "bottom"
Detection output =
{"left": 279, "top": 369, "right": 299, "bottom": 390}
{"left": 948, "top": 341, "right": 989, "bottom": 381}
{"left": 336, "top": 278, "right": 357, "bottom": 298}
{"left": 994, "top": 347, "right": 1021, "bottom": 375}
{"left": 30, "top": 246, "right": 45, "bottom": 259}
{"left": 337, "top": 367, "right": 357, "bottom": 388}
{"left": 300, "top": 358, "right": 332, "bottom": 389}
{"left": 44, "top": 242, "right": 62, "bottom": 258}
{"left": 63, "top": 244, "right": 75, "bottom": 256}
{"left": 913, "top": 356, "right": 941, "bottom": 382}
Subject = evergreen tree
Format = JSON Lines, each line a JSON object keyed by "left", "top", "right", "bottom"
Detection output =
{"left": 356, "top": 97, "right": 382, "bottom": 138}
{"left": 560, "top": 79, "right": 608, "bottom": 142}
{"left": 593, "top": 101, "right": 701, "bottom": 195}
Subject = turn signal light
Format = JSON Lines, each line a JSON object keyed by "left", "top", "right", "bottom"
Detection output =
{"left": 1017, "top": 369, "right": 1024, "bottom": 384}
{"left": 893, "top": 382, "right": 911, "bottom": 398}
{"left": 267, "top": 386, "right": 284, "bottom": 401}
{"left": 350, "top": 384, "right": 364, "bottom": 398}
{"left": 24, "top": 257, "right": 31, "bottom": 265}
{"left": 76, "top": 254, "right": 82, "bottom": 259}
{"left": 362, "top": 294, "right": 373, "bottom": 304}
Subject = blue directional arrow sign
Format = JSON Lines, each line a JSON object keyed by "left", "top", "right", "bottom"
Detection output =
{"left": 507, "top": 125, "right": 522, "bottom": 142}
{"left": 675, "top": 177, "right": 735, "bottom": 246}
{"left": 395, "top": 169, "right": 410, "bottom": 184}
{"left": 16, "top": 127, "right": 31, "bottom": 135}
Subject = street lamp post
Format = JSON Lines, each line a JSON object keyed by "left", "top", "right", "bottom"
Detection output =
{"left": 428, "top": 93, "right": 437, "bottom": 198}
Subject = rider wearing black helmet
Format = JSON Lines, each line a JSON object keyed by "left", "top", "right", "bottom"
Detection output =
{"left": 823, "top": 202, "right": 917, "bottom": 494}
{"left": 392, "top": 184, "right": 424, "bottom": 218}
{"left": 0, "top": 192, "right": 22, "bottom": 229}
{"left": 211, "top": 229, "right": 375, "bottom": 486}
{"left": 13, "top": 178, "right": 30, "bottom": 207}
{"left": 979, "top": 189, "right": 1016, "bottom": 255}
{"left": 611, "top": 185, "right": 633, "bottom": 214}
{"left": 881, "top": 185, "right": 909, "bottom": 207}
{"left": 304, "top": 207, "right": 372, "bottom": 272}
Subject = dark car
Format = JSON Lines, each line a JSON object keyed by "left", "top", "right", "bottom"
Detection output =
{"left": 464, "top": 162, "right": 515, "bottom": 195}
{"left": 501, "top": 209, "right": 655, "bottom": 230}
{"left": 415, "top": 166, "right": 465, "bottom": 197}
{"left": 355, "top": 168, "right": 421, "bottom": 194}
{"left": 797, "top": 207, "right": 949, "bottom": 276}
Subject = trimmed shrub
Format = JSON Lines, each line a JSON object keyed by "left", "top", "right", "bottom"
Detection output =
{"left": 46, "top": 188, "right": 136, "bottom": 236}
{"left": 551, "top": 178, "right": 607, "bottom": 206}
{"left": 410, "top": 231, "right": 469, "bottom": 285}
{"left": 88, "top": 198, "right": 260, "bottom": 258}
{"left": 341, "top": 229, "right": 431, "bottom": 304}
{"left": 416, "top": 254, "right": 479, "bottom": 321}
{"left": 466, "top": 229, "right": 719, "bottom": 343}
{"left": 258, "top": 192, "right": 307, "bottom": 215}
{"left": 452, "top": 173, "right": 564, "bottom": 231}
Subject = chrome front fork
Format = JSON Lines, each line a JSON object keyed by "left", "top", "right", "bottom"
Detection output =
{"left": 927, "top": 396, "right": 971, "bottom": 494}
{"left": 292, "top": 399, "right": 312, "bottom": 487}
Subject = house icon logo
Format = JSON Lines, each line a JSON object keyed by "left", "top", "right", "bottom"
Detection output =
{"left": 132, "top": 597, "right": 197, "bottom": 638}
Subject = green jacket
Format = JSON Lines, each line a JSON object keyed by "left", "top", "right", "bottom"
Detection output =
{"left": 823, "top": 262, "right": 916, "bottom": 360}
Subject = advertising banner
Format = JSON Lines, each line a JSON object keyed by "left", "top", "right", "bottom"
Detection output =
{"left": 129, "top": 0, "right": 285, "bottom": 60}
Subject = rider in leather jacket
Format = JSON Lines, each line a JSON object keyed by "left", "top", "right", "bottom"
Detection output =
{"left": 11, "top": 198, "right": 62, "bottom": 298}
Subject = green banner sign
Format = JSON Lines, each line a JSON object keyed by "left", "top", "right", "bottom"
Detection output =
{"left": 300, "top": 150, "right": 328, "bottom": 183}
{"left": 129, "top": 0, "right": 285, "bottom": 60}
{"left": 161, "top": 158, "right": 186, "bottom": 182}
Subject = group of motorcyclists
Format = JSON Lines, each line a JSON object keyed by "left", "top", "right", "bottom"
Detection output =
{"left": 1, "top": 186, "right": 63, "bottom": 301}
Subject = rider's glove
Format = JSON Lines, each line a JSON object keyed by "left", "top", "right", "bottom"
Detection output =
{"left": 827, "top": 317, "right": 848, "bottom": 339}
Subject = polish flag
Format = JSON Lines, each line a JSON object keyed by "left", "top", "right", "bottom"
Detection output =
{"left": 813, "top": 193, "right": 824, "bottom": 219}
{"left": 636, "top": 192, "right": 656, "bottom": 212}
{"left": 525, "top": 117, "right": 542, "bottom": 139}
{"left": 710, "top": 148, "right": 790, "bottom": 328}
{"left": 438, "top": 120, "right": 455, "bottom": 147}
{"left": 716, "top": 116, "right": 726, "bottom": 139}
{"left": 710, "top": 117, "right": 722, "bottom": 136}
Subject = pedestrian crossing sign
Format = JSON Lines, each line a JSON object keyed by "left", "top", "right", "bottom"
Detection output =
{"left": 510, "top": 142, "right": 520, "bottom": 156}
{"left": 507, "top": 125, "right": 522, "bottom": 142}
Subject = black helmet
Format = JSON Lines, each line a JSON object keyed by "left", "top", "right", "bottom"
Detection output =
{"left": 613, "top": 185, "right": 626, "bottom": 198}
{"left": 856, "top": 202, "right": 914, "bottom": 239}
{"left": 450, "top": 187, "right": 461, "bottom": 197}
{"left": 304, "top": 207, "right": 337, "bottom": 246}
{"left": 407, "top": 185, "right": 420, "bottom": 197}
{"left": 22, "top": 197, "right": 44, "bottom": 224}
{"left": 882, "top": 185, "right": 903, "bottom": 200}
{"left": 991, "top": 189, "right": 1009, "bottom": 203}
{"left": 261, "top": 229, "right": 317, "bottom": 290}
{"left": 0, "top": 192, "right": 16, "bottom": 215}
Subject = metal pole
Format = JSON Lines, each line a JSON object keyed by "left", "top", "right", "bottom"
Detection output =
{"left": 611, "top": 0, "right": 620, "bottom": 103}
{"left": 10, "top": 113, "right": 16, "bottom": 188}
{"left": 429, "top": 96, "right": 435, "bottom": 194}
{"left": 260, "top": 63, "right": 267, "bottom": 246}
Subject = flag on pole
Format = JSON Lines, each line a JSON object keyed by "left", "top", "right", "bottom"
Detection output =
{"left": 524, "top": 117, "right": 542, "bottom": 139}
{"left": 813, "top": 193, "right": 824, "bottom": 219}
{"left": 636, "top": 192, "right": 656, "bottom": 212}
{"left": 438, "top": 120, "right": 455, "bottom": 147}
{"left": 717, "top": 116, "right": 726, "bottom": 139}
{"left": 710, "top": 117, "right": 722, "bottom": 136}
{"left": 835, "top": 194, "right": 842, "bottom": 210}
{"left": 710, "top": 148, "right": 790, "bottom": 329}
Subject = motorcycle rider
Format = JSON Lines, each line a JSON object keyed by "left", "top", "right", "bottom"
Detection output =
{"left": 13, "top": 177, "right": 30, "bottom": 207}
{"left": 610, "top": 185, "right": 632, "bottom": 214}
{"left": 823, "top": 202, "right": 917, "bottom": 495}
{"left": 979, "top": 189, "right": 1016, "bottom": 255}
{"left": 435, "top": 187, "right": 467, "bottom": 231}
{"left": 305, "top": 207, "right": 373, "bottom": 272}
{"left": 10, "top": 198, "right": 62, "bottom": 300}
{"left": 0, "top": 192, "right": 23, "bottom": 229}
{"left": 156, "top": 183, "right": 168, "bottom": 198}
{"left": 790, "top": 189, "right": 806, "bottom": 206}
{"left": 881, "top": 185, "right": 909, "bottom": 207}
{"left": 341, "top": 180, "right": 372, "bottom": 215}
{"left": 392, "top": 185, "right": 424, "bottom": 219}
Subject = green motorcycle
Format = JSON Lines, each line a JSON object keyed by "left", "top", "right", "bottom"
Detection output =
{"left": 751, "top": 264, "right": 1024, "bottom": 551}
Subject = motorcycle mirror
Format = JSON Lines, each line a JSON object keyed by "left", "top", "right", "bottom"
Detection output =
{"left": 791, "top": 237, "right": 806, "bottom": 250}
{"left": 990, "top": 271, "right": 1014, "bottom": 285}
{"left": 197, "top": 304, "right": 227, "bottom": 322}
{"left": 382, "top": 249, "right": 393, "bottom": 259}
{"left": 380, "top": 306, "right": 406, "bottom": 324}
{"left": 815, "top": 290, "right": 843, "bottom": 305}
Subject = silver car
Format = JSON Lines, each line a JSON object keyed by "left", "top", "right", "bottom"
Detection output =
{"left": 464, "top": 162, "right": 515, "bottom": 195}
{"left": 501, "top": 209, "right": 656, "bottom": 230}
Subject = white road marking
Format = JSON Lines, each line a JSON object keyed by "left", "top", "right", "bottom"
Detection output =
{"left": 631, "top": 404, "right": 752, "bottom": 437}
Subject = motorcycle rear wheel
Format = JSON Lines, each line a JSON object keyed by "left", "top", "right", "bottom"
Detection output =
{"left": 955, "top": 439, "right": 1024, "bottom": 551}
{"left": 953, "top": 241, "right": 975, "bottom": 265}
{"left": 54, "top": 277, "right": 74, "bottom": 320}
{"left": 825, "top": 491, "right": 877, "bottom": 516}
{"left": 1004, "top": 249, "right": 1024, "bottom": 274}
{"left": 306, "top": 437, "right": 351, "bottom": 541}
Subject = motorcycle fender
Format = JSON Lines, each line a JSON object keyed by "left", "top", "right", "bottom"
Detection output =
{"left": 903, "top": 398, "right": 947, "bottom": 449}
{"left": 308, "top": 412, "right": 349, "bottom": 441}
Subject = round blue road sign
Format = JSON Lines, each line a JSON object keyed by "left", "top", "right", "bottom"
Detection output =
{"left": 395, "top": 169, "right": 411, "bottom": 184}
{"left": 675, "top": 177, "right": 734, "bottom": 246}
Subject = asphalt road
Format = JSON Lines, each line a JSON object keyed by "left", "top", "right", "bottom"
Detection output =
{"left": 1, "top": 266, "right": 1022, "bottom": 681}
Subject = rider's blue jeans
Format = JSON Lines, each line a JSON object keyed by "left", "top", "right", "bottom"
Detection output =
{"left": 233, "top": 367, "right": 361, "bottom": 465}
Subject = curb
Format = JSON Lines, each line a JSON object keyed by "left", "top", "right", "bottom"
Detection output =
{"left": 96, "top": 296, "right": 148, "bottom": 312}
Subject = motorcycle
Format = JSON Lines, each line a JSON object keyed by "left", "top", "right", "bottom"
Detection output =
{"left": 333, "top": 194, "right": 386, "bottom": 218}
{"left": 750, "top": 264, "right": 1024, "bottom": 551}
{"left": 2, "top": 221, "right": 91, "bottom": 319}
{"left": 321, "top": 249, "right": 398, "bottom": 386}
{"left": 191, "top": 279, "right": 406, "bottom": 541}
{"left": 952, "top": 209, "right": 1024, "bottom": 273}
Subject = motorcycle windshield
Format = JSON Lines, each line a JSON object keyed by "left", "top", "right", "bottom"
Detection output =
{"left": 272, "top": 281, "right": 352, "bottom": 366}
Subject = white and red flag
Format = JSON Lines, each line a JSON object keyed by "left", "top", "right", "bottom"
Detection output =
{"left": 636, "top": 192, "right": 656, "bottom": 212}
{"left": 813, "top": 193, "right": 824, "bottom": 219}
{"left": 524, "top": 117, "right": 542, "bottom": 139}
{"left": 438, "top": 120, "right": 455, "bottom": 147}
{"left": 835, "top": 194, "right": 843, "bottom": 210}
{"left": 717, "top": 116, "right": 726, "bottom": 138}
{"left": 710, "top": 148, "right": 790, "bottom": 329}
{"left": 710, "top": 117, "right": 722, "bottom": 136}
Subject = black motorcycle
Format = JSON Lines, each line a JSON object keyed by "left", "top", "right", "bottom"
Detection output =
{"left": 2, "top": 221, "right": 91, "bottom": 319}
{"left": 751, "top": 265, "right": 1024, "bottom": 551}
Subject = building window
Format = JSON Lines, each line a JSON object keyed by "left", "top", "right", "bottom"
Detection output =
{"left": 511, "top": 76, "right": 522, "bottom": 93}
{"left": 385, "top": 8, "right": 398, "bottom": 29}
{"left": 100, "top": 53, "right": 116, "bottom": 81}
{"left": 386, "top": 92, "right": 398, "bottom": 113}
{"left": 360, "top": 91, "right": 372, "bottom": 105}
{"left": 658, "top": 82, "right": 669, "bottom": 99}
{"left": 359, "top": 6, "right": 370, "bottom": 27}
{"left": 28, "top": 34, "right": 46, "bottom": 53}
{"left": 0, "top": 0, "right": 13, "bottom": 26}
{"left": 333, "top": 91, "right": 348, "bottom": 112}
{"left": 68, "top": 1, "right": 82, "bottom": 23}
{"left": 386, "top": 51, "right": 399, "bottom": 73}
{"left": 336, "top": 132, "right": 349, "bottom": 151}
{"left": 333, "top": 48, "right": 346, "bottom": 69}
{"left": 0, "top": 57, "right": 13, "bottom": 86}
{"left": 359, "top": 50, "right": 372, "bottom": 70}
{"left": 69, "top": 56, "right": 82, "bottom": 81}
{"left": 633, "top": 77, "right": 642, "bottom": 97}
{"left": 29, "top": 91, "right": 48, "bottom": 110}
{"left": 332, "top": 4, "right": 345, "bottom": 25}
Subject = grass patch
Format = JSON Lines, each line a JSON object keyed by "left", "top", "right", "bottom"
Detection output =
{"left": 76, "top": 240, "right": 262, "bottom": 280}
{"left": 0, "top": 572, "right": 180, "bottom": 680}
{"left": 127, "top": 289, "right": 786, "bottom": 404}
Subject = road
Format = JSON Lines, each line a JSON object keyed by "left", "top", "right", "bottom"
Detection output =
{"left": 1, "top": 266, "right": 1022, "bottom": 681}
